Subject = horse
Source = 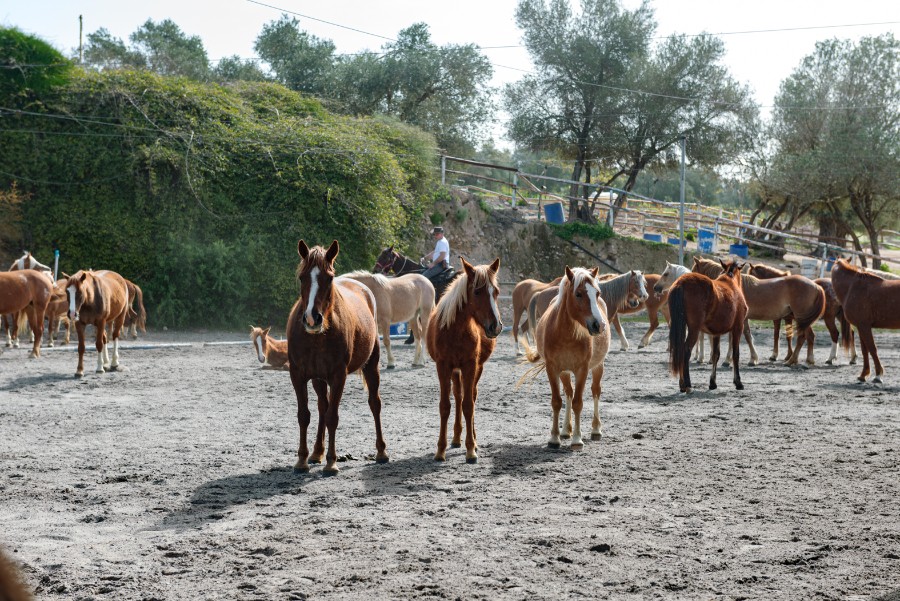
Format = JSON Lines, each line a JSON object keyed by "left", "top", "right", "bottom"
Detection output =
{"left": 340, "top": 271, "right": 435, "bottom": 368}
{"left": 44, "top": 278, "right": 73, "bottom": 347}
{"left": 426, "top": 257, "right": 502, "bottom": 463}
{"left": 862, "top": 266, "right": 900, "bottom": 280}
{"left": 0, "top": 270, "right": 52, "bottom": 358}
{"left": 612, "top": 262, "right": 688, "bottom": 350}
{"left": 0, "top": 547, "right": 32, "bottom": 601}
{"left": 510, "top": 276, "right": 562, "bottom": 355}
{"left": 287, "top": 240, "right": 389, "bottom": 475}
{"left": 692, "top": 256, "right": 825, "bottom": 367}
{"left": 526, "top": 270, "right": 646, "bottom": 351}
{"left": 521, "top": 266, "right": 611, "bottom": 449}
{"left": 668, "top": 259, "right": 748, "bottom": 393}
{"left": 4, "top": 251, "right": 53, "bottom": 348}
{"left": 831, "top": 258, "right": 900, "bottom": 384}
{"left": 122, "top": 278, "right": 147, "bottom": 340}
{"left": 66, "top": 270, "right": 131, "bottom": 377}
{"left": 250, "top": 326, "right": 289, "bottom": 369}
{"left": 748, "top": 263, "right": 856, "bottom": 366}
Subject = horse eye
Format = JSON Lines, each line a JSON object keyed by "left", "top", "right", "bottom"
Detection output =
{"left": 474, "top": 287, "right": 481, "bottom": 295}
{"left": 575, "top": 292, "right": 582, "bottom": 298}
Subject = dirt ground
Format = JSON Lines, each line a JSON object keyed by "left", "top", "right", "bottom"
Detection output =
{"left": 1, "top": 319, "right": 899, "bottom": 601}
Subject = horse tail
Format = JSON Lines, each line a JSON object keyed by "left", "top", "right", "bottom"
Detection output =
{"left": 667, "top": 285, "right": 687, "bottom": 379}
{"left": 793, "top": 285, "right": 826, "bottom": 334}
{"left": 133, "top": 283, "right": 147, "bottom": 333}
{"left": 515, "top": 336, "right": 546, "bottom": 389}
{"left": 527, "top": 294, "right": 541, "bottom": 338}
{"left": 839, "top": 306, "right": 854, "bottom": 353}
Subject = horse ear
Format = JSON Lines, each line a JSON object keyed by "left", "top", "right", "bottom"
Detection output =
{"left": 79, "top": 272, "right": 87, "bottom": 282}
{"left": 263, "top": 327, "right": 271, "bottom": 335}
{"left": 565, "top": 266, "right": 575, "bottom": 281}
{"left": 488, "top": 258, "right": 500, "bottom": 273}
{"left": 298, "top": 240, "right": 310, "bottom": 259}
{"left": 61, "top": 272, "right": 70, "bottom": 279}
{"left": 589, "top": 267, "right": 599, "bottom": 279}
{"left": 325, "top": 240, "right": 340, "bottom": 263}
{"left": 388, "top": 244, "right": 394, "bottom": 251}
{"left": 692, "top": 256, "right": 700, "bottom": 264}
{"left": 461, "top": 257, "right": 475, "bottom": 279}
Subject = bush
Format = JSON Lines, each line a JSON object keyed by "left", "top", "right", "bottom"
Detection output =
{"left": 550, "top": 221, "right": 616, "bottom": 243}
{"left": 430, "top": 211, "right": 445, "bottom": 226}
{"left": 455, "top": 208, "right": 468, "bottom": 222}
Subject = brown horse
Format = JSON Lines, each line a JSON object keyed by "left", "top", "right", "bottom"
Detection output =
{"left": 748, "top": 263, "right": 856, "bottom": 366}
{"left": 426, "top": 257, "right": 502, "bottom": 463}
{"left": 522, "top": 266, "right": 611, "bottom": 448}
{"left": 122, "top": 278, "right": 147, "bottom": 340}
{"left": 831, "top": 259, "right": 900, "bottom": 384}
{"left": 0, "top": 270, "right": 52, "bottom": 358}
{"left": 66, "top": 270, "right": 131, "bottom": 377}
{"left": 0, "top": 547, "right": 33, "bottom": 601}
{"left": 250, "top": 326, "right": 288, "bottom": 369}
{"left": 692, "top": 256, "right": 825, "bottom": 366}
{"left": 510, "top": 276, "right": 563, "bottom": 355}
{"left": 4, "top": 251, "right": 53, "bottom": 348}
{"left": 340, "top": 271, "right": 435, "bottom": 368}
{"left": 287, "top": 240, "right": 389, "bottom": 475}
{"left": 45, "top": 278, "right": 73, "bottom": 347}
{"left": 668, "top": 260, "right": 748, "bottom": 393}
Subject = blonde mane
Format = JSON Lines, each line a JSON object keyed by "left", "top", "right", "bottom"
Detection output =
{"left": 555, "top": 267, "right": 598, "bottom": 340}
{"left": 341, "top": 270, "right": 390, "bottom": 290}
{"left": 434, "top": 265, "right": 498, "bottom": 330}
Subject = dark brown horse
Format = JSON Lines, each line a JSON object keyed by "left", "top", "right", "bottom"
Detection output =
{"left": 66, "top": 270, "right": 131, "bottom": 376}
{"left": 668, "top": 260, "right": 748, "bottom": 393}
{"left": 0, "top": 270, "right": 52, "bottom": 358}
{"left": 287, "top": 240, "right": 389, "bottom": 475}
{"left": 831, "top": 259, "right": 900, "bottom": 384}
{"left": 426, "top": 257, "right": 502, "bottom": 463}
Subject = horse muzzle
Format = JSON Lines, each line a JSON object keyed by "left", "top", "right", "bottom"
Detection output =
{"left": 484, "top": 320, "right": 503, "bottom": 339}
{"left": 628, "top": 298, "right": 641, "bottom": 308}
{"left": 653, "top": 284, "right": 664, "bottom": 294}
{"left": 303, "top": 312, "right": 324, "bottom": 334}
{"left": 586, "top": 318, "right": 606, "bottom": 336}
{"left": 68, "top": 310, "right": 79, "bottom": 321}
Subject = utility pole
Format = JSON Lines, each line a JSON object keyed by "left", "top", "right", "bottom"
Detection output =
{"left": 678, "top": 135, "right": 686, "bottom": 265}
{"left": 78, "top": 15, "right": 84, "bottom": 64}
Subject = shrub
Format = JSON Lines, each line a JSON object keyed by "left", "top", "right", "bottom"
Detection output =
{"left": 550, "top": 221, "right": 616, "bottom": 243}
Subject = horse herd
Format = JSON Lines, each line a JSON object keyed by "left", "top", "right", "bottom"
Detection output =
{"left": 0, "top": 251, "right": 146, "bottom": 376}
{"left": 4, "top": 242, "right": 899, "bottom": 476}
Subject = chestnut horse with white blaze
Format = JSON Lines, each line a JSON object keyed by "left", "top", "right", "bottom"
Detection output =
{"left": 426, "top": 257, "right": 502, "bottom": 463}
{"left": 250, "top": 326, "right": 288, "bottom": 369}
{"left": 510, "top": 276, "right": 562, "bottom": 355}
{"left": 287, "top": 240, "right": 389, "bottom": 475}
{"left": 668, "top": 260, "right": 748, "bottom": 393}
{"left": 521, "top": 266, "right": 610, "bottom": 449}
{"left": 831, "top": 259, "right": 900, "bottom": 384}
{"left": 0, "top": 270, "right": 52, "bottom": 358}
{"left": 66, "top": 270, "right": 131, "bottom": 376}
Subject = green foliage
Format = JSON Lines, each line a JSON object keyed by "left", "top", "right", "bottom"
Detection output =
{"left": 254, "top": 15, "right": 336, "bottom": 94}
{"left": 430, "top": 211, "right": 445, "bottom": 226}
{"left": 83, "top": 20, "right": 209, "bottom": 79}
{"left": 549, "top": 221, "right": 616, "bottom": 243}
{"left": 1, "top": 69, "right": 437, "bottom": 327}
{"left": 1, "top": 27, "right": 74, "bottom": 102}
{"left": 454, "top": 208, "right": 468, "bottom": 222}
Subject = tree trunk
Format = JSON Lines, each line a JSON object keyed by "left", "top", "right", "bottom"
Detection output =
{"left": 568, "top": 153, "right": 585, "bottom": 221}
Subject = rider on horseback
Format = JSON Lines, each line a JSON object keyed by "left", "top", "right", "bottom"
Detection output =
{"left": 421, "top": 226, "right": 450, "bottom": 279}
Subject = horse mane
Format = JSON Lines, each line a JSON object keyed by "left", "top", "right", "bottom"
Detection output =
{"left": 296, "top": 246, "right": 331, "bottom": 281}
{"left": 555, "top": 267, "right": 599, "bottom": 340}
{"left": 434, "top": 264, "right": 498, "bottom": 330}
{"left": 838, "top": 259, "right": 890, "bottom": 284}
{"left": 596, "top": 271, "right": 632, "bottom": 309}
{"left": 342, "top": 270, "right": 390, "bottom": 289}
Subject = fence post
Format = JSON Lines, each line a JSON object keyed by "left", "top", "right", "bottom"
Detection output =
{"left": 511, "top": 172, "right": 517, "bottom": 209}
{"left": 819, "top": 244, "right": 828, "bottom": 278}
{"left": 441, "top": 155, "right": 446, "bottom": 186}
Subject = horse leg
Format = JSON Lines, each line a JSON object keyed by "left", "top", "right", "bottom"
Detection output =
{"left": 74, "top": 322, "right": 86, "bottom": 377}
{"left": 824, "top": 316, "right": 839, "bottom": 365}
{"left": 309, "top": 379, "right": 328, "bottom": 464}
{"left": 615, "top": 314, "right": 629, "bottom": 352}
{"left": 460, "top": 364, "right": 479, "bottom": 463}
{"left": 855, "top": 327, "right": 871, "bottom": 382}
{"left": 381, "top": 321, "right": 395, "bottom": 369}
{"left": 321, "top": 372, "right": 348, "bottom": 475}
{"left": 805, "top": 327, "right": 816, "bottom": 365}
{"left": 289, "top": 367, "right": 311, "bottom": 473}
{"left": 559, "top": 372, "right": 574, "bottom": 439}
{"left": 569, "top": 366, "right": 589, "bottom": 450}
{"left": 639, "top": 308, "right": 659, "bottom": 348}
{"left": 681, "top": 327, "right": 699, "bottom": 393}
{"left": 451, "top": 370, "right": 463, "bottom": 448}
{"left": 770, "top": 319, "right": 780, "bottom": 361}
{"left": 692, "top": 332, "right": 705, "bottom": 364}
{"left": 24, "top": 306, "right": 43, "bottom": 359}
{"left": 471, "top": 363, "right": 485, "bottom": 453}
{"left": 9, "top": 312, "right": 20, "bottom": 349}
{"left": 709, "top": 336, "right": 721, "bottom": 390}
{"left": 512, "top": 309, "right": 522, "bottom": 356}
{"left": 95, "top": 320, "right": 108, "bottom": 373}
{"left": 721, "top": 333, "right": 731, "bottom": 368}
{"left": 411, "top": 311, "right": 424, "bottom": 367}
{"left": 732, "top": 322, "right": 744, "bottom": 390}
{"left": 546, "top": 366, "right": 564, "bottom": 448}
{"left": 434, "top": 363, "right": 454, "bottom": 461}
{"left": 590, "top": 364, "right": 604, "bottom": 440}
{"left": 857, "top": 326, "right": 883, "bottom": 384}
{"left": 783, "top": 317, "right": 794, "bottom": 362}
{"left": 849, "top": 327, "right": 858, "bottom": 365}
{"left": 743, "top": 319, "right": 759, "bottom": 365}
{"left": 362, "top": 342, "right": 388, "bottom": 463}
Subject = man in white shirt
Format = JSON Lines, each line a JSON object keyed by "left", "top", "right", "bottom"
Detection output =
{"left": 421, "top": 226, "right": 450, "bottom": 279}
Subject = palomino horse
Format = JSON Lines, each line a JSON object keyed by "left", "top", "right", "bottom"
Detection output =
{"left": 831, "top": 259, "right": 900, "bottom": 384}
{"left": 0, "top": 270, "right": 52, "bottom": 358}
{"left": 748, "top": 263, "right": 856, "bottom": 366}
{"left": 4, "top": 251, "right": 53, "bottom": 347}
{"left": 340, "top": 271, "right": 435, "bottom": 368}
{"left": 510, "top": 276, "right": 562, "bottom": 355}
{"left": 692, "top": 256, "right": 825, "bottom": 367}
{"left": 668, "top": 259, "right": 748, "bottom": 393}
{"left": 66, "top": 270, "right": 131, "bottom": 376}
{"left": 426, "top": 257, "right": 502, "bottom": 463}
{"left": 45, "top": 278, "right": 73, "bottom": 347}
{"left": 287, "top": 240, "right": 389, "bottom": 475}
{"left": 521, "top": 266, "right": 611, "bottom": 448}
{"left": 250, "top": 326, "right": 288, "bottom": 369}
{"left": 526, "top": 270, "right": 646, "bottom": 351}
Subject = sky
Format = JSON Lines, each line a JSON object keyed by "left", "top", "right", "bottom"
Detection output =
{"left": 3, "top": 0, "right": 898, "bottom": 148}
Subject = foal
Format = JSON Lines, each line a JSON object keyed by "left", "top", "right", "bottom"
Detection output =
{"left": 426, "top": 258, "right": 502, "bottom": 463}
{"left": 668, "top": 260, "right": 748, "bottom": 393}
{"left": 250, "top": 326, "right": 288, "bottom": 369}
{"left": 287, "top": 240, "right": 389, "bottom": 475}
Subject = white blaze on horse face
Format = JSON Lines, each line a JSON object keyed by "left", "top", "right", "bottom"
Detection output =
{"left": 488, "top": 282, "right": 501, "bottom": 324}
{"left": 305, "top": 267, "right": 320, "bottom": 327}
{"left": 635, "top": 272, "right": 649, "bottom": 301}
{"left": 586, "top": 282, "right": 606, "bottom": 329}
{"left": 254, "top": 335, "right": 266, "bottom": 363}
{"left": 67, "top": 285, "right": 77, "bottom": 320}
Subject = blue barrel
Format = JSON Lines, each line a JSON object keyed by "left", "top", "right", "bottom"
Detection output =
{"left": 544, "top": 202, "right": 565, "bottom": 224}
{"left": 389, "top": 323, "right": 408, "bottom": 336}
{"left": 668, "top": 237, "right": 682, "bottom": 246}
{"left": 643, "top": 233, "right": 663, "bottom": 243}
{"left": 697, "top": 228, "right": 715, "bottom": 254}
{"left": 729, "top": 243, "right": 749, "bottom": 258}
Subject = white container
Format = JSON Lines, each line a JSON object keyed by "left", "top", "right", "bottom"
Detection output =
{"left": 800, "top": 258, "right": 818, "bottom": 278}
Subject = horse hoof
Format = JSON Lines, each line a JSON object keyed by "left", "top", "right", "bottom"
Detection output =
{"left": 850, "top": 359, "right": 858, "bottom": 365}
{"left": 434, "top": 454, "right": 446, "bottom": 462}
{"left": 856, "top": 377, "right": 867, "bottom": 383}
{"left": 709, "top": 382, "right": 717, "bottom": 390}
{"left": 292, "top": 463, "right": 309, "bottom": 474}
{"left": 560, "top": 433, "right": 571, "bottom": 440}
{"left": 735, "top": 383, "right": 744, "bottom": 390}
{"left": 322, "top": 466, "right": 340, "bottom": 476}
{"left": 547, "top": 441, "right": 561, "bottom": 449}
{"left": 570, "top": 443, "right": 584, "bottom": 451}
{"left": 873, "top": 376, "right": 883, "bottom": 385}
{"left": 375, "top": 454, "right": 390, "bottom": 464}
{"left": 386, "top": 365, "right": 395, "bottom": 370}
{"left": 74, "top": 372, "right": 84, "bottom": 379}
{"left": 108, "top": 365, "right": 119, "bottom": 371}
{"left": 591, "top": 432, "right": 602, "bottom": 441}
{"left": 825, "top": 359, "right": 835, "bottom": 366}
{"left": 465, "top": 456, "right": 478, "bottom": 464}
{"left": 450, "top": 442, "right": 461, "bottom": 449}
